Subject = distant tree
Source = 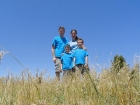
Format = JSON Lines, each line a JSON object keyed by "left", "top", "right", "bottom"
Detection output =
{"left": 111, "top": 54, "right": 126, "bottom": 74}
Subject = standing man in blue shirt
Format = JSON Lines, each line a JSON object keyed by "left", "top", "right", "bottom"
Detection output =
{"left": 74, "top": 38, "right": 88, "bottom": 75}
{"left": 52, "top": 26, "right": 68, "bottom": 81}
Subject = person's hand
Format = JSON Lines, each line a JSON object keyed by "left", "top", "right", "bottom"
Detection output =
{"left": 84, "top": 64, "right": 88, "bottom": 67}
{"left": 53, "top": 57, "right": 56, "bottom": 63}
{"left": 60, "top": 69, "right": 62, "bottom": 73}
{"left": 83, "top": 47, "right": 87, "bottom": 50}
{"left": 82, "top": 45, "right": 87, "bottom": 50}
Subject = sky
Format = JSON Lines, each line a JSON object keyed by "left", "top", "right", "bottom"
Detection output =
{"left": 0, "top": 0, "right": 140, "bottom": 77}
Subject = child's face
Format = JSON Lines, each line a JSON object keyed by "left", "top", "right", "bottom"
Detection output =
{"left": 77, "top": 40, "right": 83, "bottom": 48}
{"left": 65, "top": 47, "right": 70, "bottom": 53}
{"left": 58, "top": 29, "right": 65, "bottom": 36}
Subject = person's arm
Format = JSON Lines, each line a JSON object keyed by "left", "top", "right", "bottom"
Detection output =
{"left": 60, "top": 63, "right": 62, "bottom": 72}
{"left": 82, "top": 45, "right": 87, "bottom": 50}
{"left": 73, "top": 57, "right": 75, "bottom": 67}
{"left": 72, "top": 52, "right": 76, "bottom": 67}
{"left": 52, "top": 45, "right": 56, "bottom": 62}
{"left": 85, "top": 56, "right": 88, "bottom": 66}
{"left": 60, "top": 58, "right": 63, "bottom": 72}
{"left": 60, "top": 63, "right": 62, "bottom": 70}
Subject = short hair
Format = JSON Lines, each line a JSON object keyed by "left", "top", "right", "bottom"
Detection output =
{"left": 65, "top": 44, "right": 70, "bottom": 49}
{"left": 77, "top": 38, "right": 84, "bottom": 44}
{"left": 58, "top": 26, "right": 65, "bottom": 31}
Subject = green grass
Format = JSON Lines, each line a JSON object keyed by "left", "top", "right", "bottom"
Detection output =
{"left": 0, "top": 65, "right": 140, "bottom": 105}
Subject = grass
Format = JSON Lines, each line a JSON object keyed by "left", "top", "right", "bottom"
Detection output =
{"left": 0, "top": 64, "right": 139, "bottom": 105}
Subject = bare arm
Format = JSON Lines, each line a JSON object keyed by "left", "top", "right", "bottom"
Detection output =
{"left": 60, "top": 57, "right": 62, "bottom": 70}
{"left": 85, "top": 56, "right": 88, "bottom": 66}
{"left": 73, "top": 58, "right": 75, "bottom": 66}
{"left": 61, "top": 63, "right": 62, "bottom": 70}
{"left": 82, "top": 45, "right": 87, "bottom": 50}
{"left": 52, "top": 46, "right": 56, "bottom": 62}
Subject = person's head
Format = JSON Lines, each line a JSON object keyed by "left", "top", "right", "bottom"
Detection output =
{"left": 71, "top": 29, "right": 78, "bottom": 41}
{"left": 77, "top": 38, "right": 84, "bottom": 48}
{"left": 64, "top": 45, "right": 70, "bottom": 53}
{"left": 58, "top": 26, "right": 65, "bottom": 36}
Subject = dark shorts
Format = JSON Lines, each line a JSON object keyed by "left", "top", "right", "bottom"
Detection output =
{"left": 75, "top": 64, "right": 89, "bottom": 74}
{"left": 63, "top": 69, "right": 72, "bottom": 76}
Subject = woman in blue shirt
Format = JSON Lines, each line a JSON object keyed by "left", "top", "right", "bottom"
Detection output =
{"left": 68, "top": 29, "right": 87, "bottom": 72}
{"left": 69, "top": 29, "right": 87, "bottom": 53}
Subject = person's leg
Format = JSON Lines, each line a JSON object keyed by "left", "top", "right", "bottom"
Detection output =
{"left": 74, "top": 65, "right": 82, "bottom": 80}
{"left": 56, "top": 72, "right": 60, "bottom": 81}
{"left": 81, "top": 65, "right": 85, "bottom": 74}
{"left": 62, "top": 70, "right": 70, "bottom": 82}
{"left": 84, "top": 65, "right": 89, "bottom": 73}
{"left": 63, "top": 70, "right": 69, "bottom": 77}
{"left": 54, "top": 58, "right": 61, "bottom": 81}
{"left": 72, "top": 67, "right": 76, "bottom": 72}
{"left": 81, "top": 65, "right": 87, "bottom": 79}
{"left": 75, "top": 65, "right": 79, "bottom": 76}
{"left": 77, "top": 64, "right": 83, "bottom": 74}
{"left": 69, "top": 69, "right": 73, "bottom": 76}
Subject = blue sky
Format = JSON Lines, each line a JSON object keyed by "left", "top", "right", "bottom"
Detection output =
{"left": 0, "top": 0, "right": 140, "bottom": 77}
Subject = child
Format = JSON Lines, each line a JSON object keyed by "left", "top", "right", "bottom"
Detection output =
{"left": 52, "top": 26, "right": 68, "bottom": 80}
{"left": 73, "top": 38, "right": 88, "bottom": 75}
{"left": 61, "top": 45, "right": 74, "bottom": 77}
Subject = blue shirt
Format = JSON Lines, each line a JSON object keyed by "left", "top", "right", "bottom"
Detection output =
{"left": 74, "top": 48, "right": 88, "bottom": 65}
{"left": 52, "top": 36, "right": 68, "bottom": 57}
{"left": 61, "top": 53, "right": 74, "bottom": 70}
{"left": 68, "top": 40, "right": 78, "bottom": 53}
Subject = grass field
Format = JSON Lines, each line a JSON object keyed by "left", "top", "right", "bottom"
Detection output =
{"left": 0, "top": 64, "right": 140, "bottom": 105}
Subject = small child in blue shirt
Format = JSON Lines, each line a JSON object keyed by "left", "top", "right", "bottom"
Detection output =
{"left": 61, "top": 45, "right": 74, "bottom": 76}
{"left": 73, "top": 38, "right": 89, "bottom": 74}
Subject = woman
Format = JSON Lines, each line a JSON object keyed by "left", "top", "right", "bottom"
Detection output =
{"left": 68, "top": 29, "right": 87, "bottom": 72}
{"left": 69, "top": 29, "right": 86, "bottom": 52}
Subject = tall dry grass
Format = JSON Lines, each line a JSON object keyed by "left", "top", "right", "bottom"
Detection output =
{"left": 0, "top": 64, "right": 140, "bottom": 105}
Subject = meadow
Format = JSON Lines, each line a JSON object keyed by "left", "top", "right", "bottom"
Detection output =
{"left": 0, "top": 63, "right": 140, "bottom": 105}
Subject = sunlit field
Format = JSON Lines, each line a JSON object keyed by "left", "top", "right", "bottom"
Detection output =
{"left": 0, "top": 63, "right": 140, "bottom": 105}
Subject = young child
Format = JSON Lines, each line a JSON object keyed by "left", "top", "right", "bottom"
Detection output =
{"left": 73, "top": 38, "right": 88, "bottom": 75}
{"left": 52, "top": 26, "right": 68, "bottom": 81}
{"left": 60, "top": 45, "right": 74, "bottom": 77}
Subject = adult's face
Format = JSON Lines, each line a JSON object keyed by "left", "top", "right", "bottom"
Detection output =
{"left": 59, "top": 29, "right": 65, "bottom": 36}
{"left": 71, "top": 31, "right": 77, "bottom": 39}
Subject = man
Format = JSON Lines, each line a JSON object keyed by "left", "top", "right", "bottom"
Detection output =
{"left": 52, "top": 26, "right": 68, "bottom": 80}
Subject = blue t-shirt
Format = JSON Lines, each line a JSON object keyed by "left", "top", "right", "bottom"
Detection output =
{"left": 52, "top": 36, "right": 68, "bottom": 57}
{"left": 74, "top": 48, "right": 88, "bottom": 65}
{"left": 68, "top": 40, "right": 78, "bottom": 53}
{"left": 61, "top": 53, "right": 74, "bottom": 70}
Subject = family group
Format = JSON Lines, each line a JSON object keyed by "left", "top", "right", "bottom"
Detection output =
{"left": 51, "top": 26, "right": 89, "bottom": 80}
